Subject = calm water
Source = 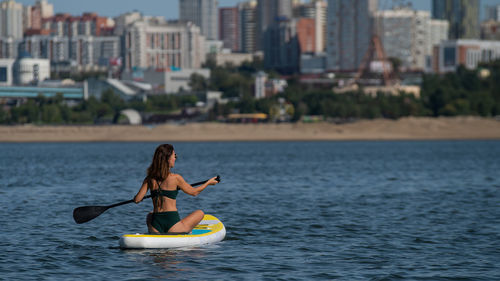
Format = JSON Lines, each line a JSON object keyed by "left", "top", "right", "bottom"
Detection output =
{"left": 0, "top": 141, "right": 499, "bottom": 280}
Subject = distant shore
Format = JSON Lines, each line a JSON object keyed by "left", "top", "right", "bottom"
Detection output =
{"left": 1, "top": 117, "right": 499, "bottom": 142}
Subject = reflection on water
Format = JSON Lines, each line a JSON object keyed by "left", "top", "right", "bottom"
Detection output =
{"left": 123, "top": 247, "right": 212, "bottom": 279}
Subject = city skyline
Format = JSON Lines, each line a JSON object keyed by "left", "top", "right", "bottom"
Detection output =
{"left": 10, "top": 0, "right": 500, "bottom": 19}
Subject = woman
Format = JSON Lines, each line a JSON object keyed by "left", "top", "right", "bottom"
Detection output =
{"left": 134, "top": 144, "right": 219, "bottom": 234}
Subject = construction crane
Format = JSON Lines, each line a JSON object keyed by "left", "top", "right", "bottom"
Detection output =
{"left": 355, "top": 0, "right": 413, "bottom": 87}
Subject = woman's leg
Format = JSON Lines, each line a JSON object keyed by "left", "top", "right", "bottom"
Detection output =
{"left": 168, "top": 210, "right": 204, "bottom": 233}
{"left": 146, "top": 212, "right": 160, "bottom": 234}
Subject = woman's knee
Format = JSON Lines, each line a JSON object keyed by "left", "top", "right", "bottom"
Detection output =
{"left": 195, "top": 209, "right": 205, "bottom": 218}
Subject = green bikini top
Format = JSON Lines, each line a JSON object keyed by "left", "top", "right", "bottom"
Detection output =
{"left": 150, "top": 181, "right": 179, "bottom": 200}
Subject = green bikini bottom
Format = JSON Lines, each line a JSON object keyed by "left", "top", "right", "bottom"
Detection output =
{"left": 151, "top": 211, "right": 181, "bottom": 233}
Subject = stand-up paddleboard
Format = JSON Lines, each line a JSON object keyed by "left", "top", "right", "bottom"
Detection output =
{"left": 119, "top": 214, "right": 225, "bottom": 249}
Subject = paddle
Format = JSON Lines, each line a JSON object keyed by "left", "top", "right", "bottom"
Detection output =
{"left": 73, "top": 175, "right": 220, "bottom": 224}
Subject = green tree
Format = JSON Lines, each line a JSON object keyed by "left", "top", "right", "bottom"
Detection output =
{"left": 101, "top": 89, "right": 124, "bottom": 112}
{"left": 189, "top": 73, "right": 209, "bottom": 91}
{"left": 41, "top": 104, "right": 63, "bottom": 123}
{"left": 0, "top": 107, "right": 8, "bottom": 123}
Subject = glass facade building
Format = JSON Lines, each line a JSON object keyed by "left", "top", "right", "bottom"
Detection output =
{"left": 432, "top": 0, "right": 479, "bottom": 39}
{"left": 326, "top": 0, "right": 378, "bottom": 71}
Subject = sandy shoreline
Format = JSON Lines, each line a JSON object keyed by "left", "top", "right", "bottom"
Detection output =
{"left": 1, "top": 117, "right": 500, "bottom": 142}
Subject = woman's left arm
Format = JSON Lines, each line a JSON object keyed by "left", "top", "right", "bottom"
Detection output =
{"left": 134, "top": 180, "right": 148, "bottom": 203}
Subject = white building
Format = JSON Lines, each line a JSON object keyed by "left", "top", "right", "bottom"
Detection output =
{"left": 122, "top": 68, "right": 210, "bottom": 94}
{"left": 20, "top": 35, "right": 121, "bottom": 70}
{"left": 433, "top": 40, "right": 500, "bottom": 73}
{"left": 428, "top": 19, "right": 449, "bottom": 69}
{"left": 36, "top": 0, "right": 53, "bottom": 18}
{"left": 114, "top": 11, "right": 142, "bottom": 36}
{"left": 0, "top": 56, "right": 50, "bottom": 86}
{"left": 21, "top": 36, "right": 70, "bottom": 62}
{"left": 205, "top": 40, "right": 224, "bottom": 54}
{"left": 70, "top": 36, "right": 121, "bottom": 68}
{"left": 255, "top": 71, "right": 267, "bottom": 99}
{"left": 374, "top": 8, "right": 449, "bottom": 71}
{"left": 179, "top": 0, "right": 218, "bottom": 40}
{"left": 215, "top": 52, "right": 254, "bottom": 67}
{"left": 124, "top": 19, "right": 206, "bottom": 71}
{"left": 14, "top": 56, "right": 50, "bottom": 85}
{"left": 0, "top": 0, "right": 23, "bottom": 39}
{"left": 0, "top": 36, "right": 21, "bottom": 58}
{"left": 374, "top": 9, "right": 426, "bottom": 71}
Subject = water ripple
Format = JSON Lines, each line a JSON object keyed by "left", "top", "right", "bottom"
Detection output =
{"left": 0, "top": 141, "right": 499, "bottom": 280}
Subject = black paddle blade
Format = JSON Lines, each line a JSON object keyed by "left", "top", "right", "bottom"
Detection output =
{"left": 73, "top": 206, "right": 109, "bottom": 224}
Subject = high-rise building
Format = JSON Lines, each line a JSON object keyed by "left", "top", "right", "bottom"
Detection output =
{"left": 256, "top": 0, "right": 293, "bottom": 51}
{"left": 70, "top": 36, "right": 121, "bottom": 67}
{"left": 36, "top": 0, "right": 53, "bottom": 18}
{"left": 23, "top": 5, "right": 31, "bottom": 32}
{"left": 219, "top": 7, "right": 239, "bottom": 52}
{"left": 20, "top": 34, "right": 120, "bottom": 68}
{"left": 374, "top": 8, "right": 448, "bottom": 72}
{"left": 294, "top": 0, "right": 327, "bottom": 53}
{"left": 31, "top": 0, "right": 54, "bottom": 30}
{"left": 20, "top": 35, "right": 70, "bottom": 62}
{"left": 114, "top": 12, "right": 142, "bottom": 36}
{"left": 485, "top": 5, "right": 500, "bottom": 21}
{"left": 179, "top": 0, "right": 218, "bottom": 40}
{"left": 374, "top": 9, "right": 428, "bottom": 70}
{"left": 432, "top": 0, "right": 479, "bottom": 39}
{"left": 0, "top": 36, "right": 21, "bottom": 58}
{"left": 239, "top": 1, "right": 257, "bottom": 53}
{"left": 296, "top": 18, "right": 315, "bottom": 54}
{"left": 0, "top": 0, "right": 24, "bottom": 39}
{"left": 429, "top": 19, "right": 449, "bottom": 52}
{"left": 124, "top": 19, "right": 205, "bottom": 70}
{"left": 326, "top": 0, "right": 378, "bottom": 72}
{"left": 263, "top": 18, "right": 300, "bottom": 74}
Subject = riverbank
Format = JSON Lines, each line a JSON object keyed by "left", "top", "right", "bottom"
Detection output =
{"left": 1, "top": 116, "right": 499, "bottom": 142}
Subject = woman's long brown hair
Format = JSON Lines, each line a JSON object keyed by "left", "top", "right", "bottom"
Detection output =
{"left": 145, "top": 144, "right": 174, "bottom": 208}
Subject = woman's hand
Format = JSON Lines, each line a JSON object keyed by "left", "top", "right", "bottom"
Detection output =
{"left": 207, "top": 176, "right": 220, "bottom": 185}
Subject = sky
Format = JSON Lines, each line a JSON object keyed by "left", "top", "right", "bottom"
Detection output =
{"left": 13, "top": 0, "right": 500, "bottom": 19}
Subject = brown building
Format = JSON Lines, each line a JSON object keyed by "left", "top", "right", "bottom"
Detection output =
{"left": 41, "top": 12, "right": 110, "bottom": 37}
{"left": 296, "top": 18, "right": 315, "bottom": 54}
{"left": 30, "top": 5, "right": 42, "bottom": 30}
{"left": 219, "top": 7, "right": 240, "bottom": 52}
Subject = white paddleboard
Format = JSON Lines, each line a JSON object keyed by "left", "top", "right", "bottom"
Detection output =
{"left": 119, "top": 214, "right": 226, "bottom": 249}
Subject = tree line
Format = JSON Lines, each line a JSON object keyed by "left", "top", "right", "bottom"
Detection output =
{"left": 1, "top": 59, "right": 500, "bottom": 124}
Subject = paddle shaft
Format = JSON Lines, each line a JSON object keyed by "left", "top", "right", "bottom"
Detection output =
{"left": 104, "top": 177, "right": 219, "bottom": 210}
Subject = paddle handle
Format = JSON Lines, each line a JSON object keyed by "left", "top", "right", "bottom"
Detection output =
{"left": 107, "top": 176, "right": 220, "bottom": 209}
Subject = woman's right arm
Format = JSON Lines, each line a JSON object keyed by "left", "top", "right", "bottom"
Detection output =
{"left": 134, "top": 180, "right": 148, "bottom": 203}
{"left": 177, "top": 175, "right": 219, "bottom": 197}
